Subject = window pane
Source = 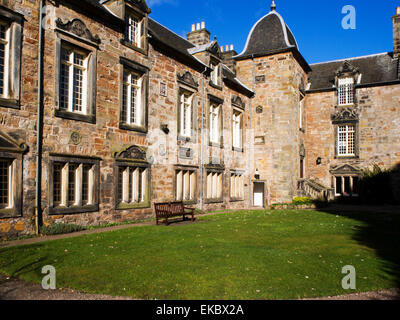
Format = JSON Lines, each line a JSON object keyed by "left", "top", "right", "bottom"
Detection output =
{"left": 59, "top": 47, "right": 87, "bottom": 113}
{"left": 82, "top": 165, "right": 91, "bottom": 205}
{"left": 73, "top": 66, "right": 83, "bottom": 112}
{"left": 127, "top": 15, "right": 140, "bottom": 47}
{"left": 53, "top": 163, "right": 63, "bottom": 205}
{"left": 68, "top": 164, "right": 78, "bottom": 206}
{"left": 122, "top": 71, "right": 141, "bottom": 126}
{"left": 336, "top": 177, "right": 342, "bottom": 195}
{"left": 0, "top": 159, "right": 10, "bottom": 208}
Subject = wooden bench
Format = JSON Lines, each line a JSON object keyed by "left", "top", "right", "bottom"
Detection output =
{"left": 154, "top": 201, "right": 195, "bottom": 225}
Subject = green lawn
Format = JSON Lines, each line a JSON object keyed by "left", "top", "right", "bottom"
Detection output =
{"left": 0, "top": 209, "right": 399, "bottom": 299}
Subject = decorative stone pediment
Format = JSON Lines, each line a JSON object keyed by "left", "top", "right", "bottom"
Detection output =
{"left": 113, "top": 145, "right": 148, "bottom": 162}
{"left": 331, "top": 107, "right": 359, "bottom": 123}
{"left": 231, "top": 95, "right": 245, "bottom": 109}
{"left": 336, "top": 60, "right": 359, "bottom": 77}
{"left": 208, "top": 40, "right": 222, "bottom": 58}
{"left": 177, "top": 71, "right": 198, "bottom": 89}
{"left": 330, "top": 164, "right": 361, "bottom": 175}
{"left": 56, "top": 18, "right": 101, "bottom": 44}
{"left": 0, "top": 130, "right": 28, "bottom": 153}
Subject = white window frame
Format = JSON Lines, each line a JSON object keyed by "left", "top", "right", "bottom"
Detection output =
{"left": 206, "top": 171, "right": 223, "bottom": 200}
{"left": 232, "top": 110, "right": 243, "bottom": 149}
{"left": 0, "top": 21, "right": 10, "bottom": 99}
{"left": 119, "top": 166, "right": 148, "bottom": 205}
{"left": 180, "top": 92, "right": 193, "bottom": 138}
{"left": 338, "top": 125, "right": 355, "bottom": 156}
{"left": 210, "top": 64, "right": 220, "bottom": 86}
{"left": 53, "top": 162, "right": 96, "bottom": 208}
{"left": 59, "top": 44, "right": 89, "bottom": 114}
{"left": 126, "top": 14, "right": 142, "bottom": 48}
{"left": 123, "top": 69, "right": 143, "bottom": 126}
{"left": 209, "top": 104, "right": 220, "bottom": 144}
{"left": 230, "top": 172, "right": 244, "bottom": 200}
{"left": 338, "top": 77, "right": 354, "bottom": 106}
{"left": 0, "top": 158, "right": 15, "bottom": 210}
{"left": 176, "top": 169, "right": 196, "bottom": 202}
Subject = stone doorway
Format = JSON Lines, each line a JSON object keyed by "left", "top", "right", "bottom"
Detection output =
{"left": 253, "top": 182, "right": 265, "bottom": 207}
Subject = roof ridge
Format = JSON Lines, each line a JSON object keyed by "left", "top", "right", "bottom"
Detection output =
{"left": 310, "top": 52, "right": 392, "bottom": 66}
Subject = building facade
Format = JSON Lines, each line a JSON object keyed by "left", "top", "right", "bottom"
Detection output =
{"left": 0, "top": 0, "right": 399, "bottom": 238}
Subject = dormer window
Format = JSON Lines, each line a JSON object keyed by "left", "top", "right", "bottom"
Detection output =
{"left": 338, "top": 77, "right": 354, "bottom": 106}
{"left": 126, "top": 14, "right": 142, "bottom": 48}
{"left": 123, "top": 6, "right": 148, "bottom": 55}
{"left": 210, "top": 63, "right": 221, "bottom": 87}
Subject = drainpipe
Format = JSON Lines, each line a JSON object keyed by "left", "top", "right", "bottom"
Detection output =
{"left": 35, "top": 0, "right": 45, "bottom": 235}
{"left": 249, "top": 55, "right": 255, "bottom": 208}
{"left": 199, "top": 67, "right": 207, "bottom": 210}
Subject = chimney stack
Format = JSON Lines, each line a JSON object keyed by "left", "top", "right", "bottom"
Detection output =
{"left": 393, "top": 7, "right": 400, "bottom": 59}
{"left": 187, "top": 21, "right": 210, "bottom": 46}
{"left": 221, "top": 44, "right": 237, "bottom": 74}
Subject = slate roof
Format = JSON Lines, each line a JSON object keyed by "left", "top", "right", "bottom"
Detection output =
{"left": 308, "top": 52, "right": 399, "bottom": 91}
{"left": 148, "top": 19, "right": 253, "bottom": 96}
{"left": 234, "top": 10, "right": 298, "bottom": 60}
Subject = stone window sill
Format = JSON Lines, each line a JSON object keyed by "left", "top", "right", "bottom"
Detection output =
{"left": 0, "top": 98, "right": 20, "bottom": 110}
{"left": 334, "top": 155, "right": 359, "bottom": 160}
{"left": 232, "top": 147, "right": 244, "bottom": 153}
{"left": 49, "top": 204, "right": 99, "bottom": 215}
{"left": 116, "top": 202, "right": 150, "bottom": 210}
{"left": 120, "top": 39, "right": 147, "bottom": 56}
{"left": 55, "top": 109, "right": 96, "bottom": 124}
{"left": 119, "top": 122, "right": 148, "bottom": 134}
{"left": 0, "top": 207, "right": 21, "bottom": 219}
{"left": 204, "top": 199, "right": 223, "bottom": 204}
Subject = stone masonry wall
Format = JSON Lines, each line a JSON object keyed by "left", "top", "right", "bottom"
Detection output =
{"left": 304, "top": 84, "right": 400, "bottom": 190}
{"left": 236, "top": 52, "right": 308, "bottom": 204}
{"left": 0, "top": 0, "right": 251, "bottom": 238}
{"left": 0, "top": 0, "right": 40, "bottom": 237}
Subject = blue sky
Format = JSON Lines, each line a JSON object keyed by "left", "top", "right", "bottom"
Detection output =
{"left": 147, "top": 0, "right": 400, "bottom": 64}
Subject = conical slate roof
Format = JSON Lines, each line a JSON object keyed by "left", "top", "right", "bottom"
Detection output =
{"left": 235, "top": 9, "right": 298, "bottom": 60}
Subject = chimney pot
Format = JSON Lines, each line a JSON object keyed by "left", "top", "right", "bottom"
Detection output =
{"left": 196, "top": 23, "right": 201, "bottom": 30}
{"left": 191, "top": 24, "right": 195, "bottom": 32}
{"left": 201, "top": 21, "right": 205, "bottom": 29}
{"left": 397, "top": 7, "right": 400, "bottom": 15}
{"left": 225, "top": 45, "right": 229, "bottom": 51}
{"left": 220, "top": 46, "right": 224, "bottom": 52}
{"left": 230, "top": 45, "right": 234, "bottom": 51}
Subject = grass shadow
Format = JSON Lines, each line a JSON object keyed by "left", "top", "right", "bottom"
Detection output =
{"left": 316, "top": 205, "right": 400, "bottom": 299}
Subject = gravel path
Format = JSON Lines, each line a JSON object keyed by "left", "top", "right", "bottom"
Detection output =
{"left": 0, "top": 274, "right": 134, "bottom": 300}
{"left": 0, "top": 274, "right": 398, "bottom": 300}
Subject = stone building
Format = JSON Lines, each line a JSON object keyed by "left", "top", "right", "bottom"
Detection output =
{"left": 0, "top": 0, "right": 399, "bottom": 238}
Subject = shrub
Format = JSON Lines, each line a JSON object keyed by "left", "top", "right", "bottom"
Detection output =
{"left": 292, "top": 197, "right": 314, "bottom": 205}
{"left": 40, "top": 223, "right": 86, "bottom": 236}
